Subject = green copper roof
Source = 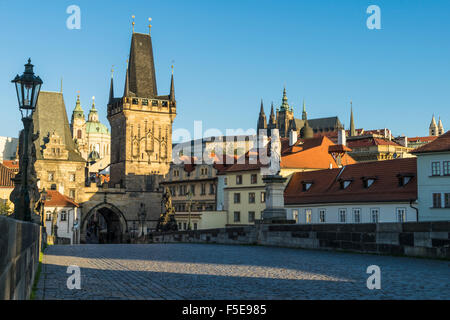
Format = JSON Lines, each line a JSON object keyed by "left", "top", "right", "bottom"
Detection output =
{"left": 280, "top": 87, "right": 290, "bottom": 111}
{"left": 72, "top": 95, "right": 85, "bottom": 119}
{"left": 86, "top": 121, "right": 110, "bottom": 135}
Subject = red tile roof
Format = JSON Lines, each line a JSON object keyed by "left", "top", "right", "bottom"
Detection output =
{"left": 407, "top": 136, "right": 438, "bottom": 143}
{"left": 44, "top": 190, "right": 79, "bottom": 207}
{"left": 224, "top": 136, "right": 356, "bottom": 173}
{"left": 285, "top": 158, "right": 417, "bottom": 205}
{"left": 0, "top": 163, "right": 15, "bottom": 188}
{"left": 411, "top": 131, "right": 450, "bottom": 154}
{"left": 2, "top": 160, "right": 19, "bottom": 172}
{"left": 347, "top": 137, "right": 402, "bottom": 148}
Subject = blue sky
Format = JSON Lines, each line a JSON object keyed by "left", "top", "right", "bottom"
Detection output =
{"left": 0, "top": 0, "right": 448, "bottom": 139}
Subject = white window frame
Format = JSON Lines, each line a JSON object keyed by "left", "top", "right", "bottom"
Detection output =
{"left": 396, "top": 207, "right": 406, "bottom": 222}
{"left": 319, "top": 209, "right": 326, "bottom": 223}
{"left": 352, "top": 208, "right": 361, "bottom": 223}
{"left": 305, "top": 209, "right": 312, "bottom": 223}
{"left": 431, "top": 161, "right": 441, "bottom": 176}
{"left": 292, "top": 209, "right": 299, "bottom": 223}
{"left": 370, "top": 208, "right": 380, "bottom": 223}
{"left": 339, "top": 208, "right": 347, "bottom": 223}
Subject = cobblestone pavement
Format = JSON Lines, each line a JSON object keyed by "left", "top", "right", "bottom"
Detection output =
{"left": 35, "top": 244, "right": 450, "bottom": 300}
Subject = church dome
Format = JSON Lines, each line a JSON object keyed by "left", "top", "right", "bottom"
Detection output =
{"left": 88, "top": 150, "right": 100, "bottom": 161}
{"left": 300, "top": 121, "right": 314, "bottom": 139}
{"left": 86, "top": 121, "right": 110, "bottom": 135}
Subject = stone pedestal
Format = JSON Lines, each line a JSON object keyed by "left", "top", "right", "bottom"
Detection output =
{"left": 262, "top": 175, "right": 287, "bottom": 223}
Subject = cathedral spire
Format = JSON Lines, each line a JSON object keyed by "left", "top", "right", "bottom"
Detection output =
{"left": 302, "top": 99, "right": 307, "bottom": 121}
{"left": 350, "top": 101, "right": 356, "bottom": 137}
{"left": 430, "top": 114, "right": 438, "bottom": 136}
{"left": 280, "top": 87, "right": 290, "bottom": 111}
{"left": 438, "top": 117, "right": 444, "bottom": 135}
{"left": 257, "top": 99, "right": 267, "bottom": 131}
{"left": 269, "top": 102, "right": 276, "bottom": 125}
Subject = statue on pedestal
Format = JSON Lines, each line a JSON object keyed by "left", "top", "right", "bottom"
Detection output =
{"left": 156, "top": 187, "right": 178, "bottom": 232}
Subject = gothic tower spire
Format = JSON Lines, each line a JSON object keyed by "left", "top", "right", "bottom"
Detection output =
{"left": 430, "top": 115, "right": 438, "bottom": 136}
{"left": 302, "top": 99, "right": 307, "bottom": 121}
{"left": 109, "top": 66, "right": 114, "bottom": 104}
{"left": 169, "top": 65, "right": 175, "bottom": 102}
{"left": 257, "top": 99, "right": 267, "bottom": 131}
{"left": 350, "top": 101, "right": 356, "bottom": 137}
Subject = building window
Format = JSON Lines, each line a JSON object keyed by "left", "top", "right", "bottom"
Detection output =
{"left": 69, "top": 189, "right": 76, "bottom": 199}
{"left": 292, "top": 209, "right": 299, "bottom": 223}
{"left": 433, "top": 193, "right": 442, "bottom": 208}
{"left": 397, "top": 208, "right": 406, "bottom": 222}
{"left": 443, "top": 161, "right": 450, "bottom": 176}
{"left": 179, "top": 185, "right": 184, "bottom": 196}
{"left": 305, "top": 209, "right": 312, "bottom": 223}
{"left": 183, "top": 223, "right": 187, "bottom": 230}
{"left": 178, "top": 223, "right": 182, "bottom": 230}
{"left": 339, "top": 209, "right": 347, "bottom": 223}
{"left": 251, "top": 174, "right": 257, "bottom": 184}
{"left": 190, "top": 185, "right": 196, "bottom": 195}
{"left": 445, "top": 194, "right": 450, "bottom": 208}
{"left": 248, "top": 211, "right": 255, "bottom": 223}
{"left": 236, "top": 175, "right": 243, "bottom": 185}
{"left": 60, "top": 211, "right": 67, "bottom": 221}
{"left": 69, "top": 173, "right": 76, "bottom": 182}
{"left": 353, "top": 208, "right": 361, "bottom": 223}
{"left": 261, "top": 192, "right": 266, "bottom": 203}
{"left": 224, "top": 178, "right": 228, "bottom": 186}
{"left": 209, "top": 184, "right": 215, "bottom": 195}
{"left": 371, "top": 208, "right": 380, "bottom": 223}
{"left": 194, "top": 223, "right": 198, "bottom": 230}
{"left": 431, "top": 162, "right": 441, "bottom": 176}
{"left": 319, "top": 209, "right": 326, "bottom": 223}
{"left": 46, "top": 211, "right": 52, "bottom": 221}
{"left": 234, "top": 193, "right": 241, "bottom": 204}
{"left": 77, "top": 129, "right": 82, "bottom": 139}
{"left": 248, "top": 192, "right": 255, "bottom": 204}
{"left": 48, "top": 172, "right": 55, "bottom": 182}
{"left": 234, "top": 211, "right": 240, "bottom": 222}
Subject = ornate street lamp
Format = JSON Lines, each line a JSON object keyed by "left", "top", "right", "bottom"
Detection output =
{"left": 11, "top": 58, "right": 43, "bottom": 222}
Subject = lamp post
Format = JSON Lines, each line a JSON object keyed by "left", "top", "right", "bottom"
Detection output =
{"left": 186, "top": 191, "right": 193, "bottom": 230}
{"left": 11, "top": 59, "right": 42, "bottom": 222}
{"left": 40, "top": 188, "right": 48, "bottom": 230}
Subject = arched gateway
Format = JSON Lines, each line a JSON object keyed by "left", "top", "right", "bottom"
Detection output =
{"left": 81, "top": 203, "right": 128, "bottom": 244}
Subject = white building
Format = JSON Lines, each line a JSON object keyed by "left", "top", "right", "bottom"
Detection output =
{"left": 44, "top": 190, "right": 81, "bottom": 244}
{"left": 0, "top": 137, "right": 18, "bottom": 161}
{"left": 284, "top": 158, "right": 418, "bottom": 224}
{"left": 412, "top": 131, "right": 450, "bottom": 221}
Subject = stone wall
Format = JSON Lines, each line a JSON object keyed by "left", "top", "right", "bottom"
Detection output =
{"left": 152, "top": 221, "right": 450, "bottom": 259}
{"left": 0, "top": 216, "right": 41, "bottom": 299}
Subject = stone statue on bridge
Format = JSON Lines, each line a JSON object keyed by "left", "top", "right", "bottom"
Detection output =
{"left": 156, "top": 187, "right": 178, "bottom": 232}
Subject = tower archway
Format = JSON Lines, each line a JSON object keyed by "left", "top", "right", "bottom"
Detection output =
{"left": 81, "top": 203, "right": 128, "bottom": 244}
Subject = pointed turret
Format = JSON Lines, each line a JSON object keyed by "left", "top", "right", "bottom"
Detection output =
{"left": 109, "top": 68, "right": 114, "bottom": 104}
{"left": 429, "top": 115, "right": 438, "bottom": 136}
{"left": 88, "top": 96, "right": 99, "bottom": 122}
{"left": 438, "top": 117, "right": 444, "bottom": 136}
{"left": 124, "top": 61, "right": 130, "bottom": 97}
{"left": 350, "top": 101, "right": 356, "bottom": 137}
{"left": 257, "top": 99, "right": 267, "bottom": 131}
{"left": 169, "top": 69, "right": 175, "bottom": 102}
{"left": 280, "top": 87, "right": 290, "bottom": 111}
{"left": 302, "top": 99, "right": 307, "bottom": 121}
{"left": 71, "top": 93, "right": 85, "bottom": 123}
{"left": 269, "top": 102, "right": 276, "bottom": 126}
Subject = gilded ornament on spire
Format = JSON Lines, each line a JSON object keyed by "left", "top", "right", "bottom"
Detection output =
{"left": 132, "top": 15, "right": 135, "bottom": 33}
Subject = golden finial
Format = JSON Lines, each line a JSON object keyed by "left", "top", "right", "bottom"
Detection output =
{"left": 132, "top": 15, "right": 135, "bottom": 33}
{"left": 77, "top": 90, "right": 80, "bottom": 99}
{"left": 111, "top": 65, "right": 114, "bottom": 78}
{"left": 92, "top": 96, "right": 95, "bottom": 106}
{"left": 171, "top": 64, "right": 174, "bottom": 75}
{"left": 148, "top": 17, "right": 152, "bottom": 35}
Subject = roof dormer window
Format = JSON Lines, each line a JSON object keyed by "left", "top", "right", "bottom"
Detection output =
{"left": 301, "top": 181, "right": 313, "bottom": 192}
{"left": 339, "top": 179, "right": 353, "bottom": 189}
{"left": 397, "top": 173, "right": 414, "bottom": 187}
{"left": 362, "top": 176, "right": 377, "bottom": 188}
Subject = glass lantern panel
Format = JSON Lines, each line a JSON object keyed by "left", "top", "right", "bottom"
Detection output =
{"left": 32, "top": 83, "right": 41, "bottom": 109}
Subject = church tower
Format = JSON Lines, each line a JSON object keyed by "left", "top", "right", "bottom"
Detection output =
{"left": 429, "top": 115, "right": 438, "bottom": 136}
{"left": 108, "top": 21, "right": 176, "bottom": 190}
{"left": 276, "top": 88, "right": 295, "bottom": 138}
{"left": 438, "top": 117, "right": 444, "bottom": 136}
{"left": 71, "top": 93, "right": 87, "bottom": 152}
{"left": 257, "top": 99, "right": 267, "bottom": 131}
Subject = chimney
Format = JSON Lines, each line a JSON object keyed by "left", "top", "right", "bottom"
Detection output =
{"left": 338, "top": 128, "right": 346, "bottom": 146}
{"left": 289, "top": 129, "right": 298, "bottom": 146}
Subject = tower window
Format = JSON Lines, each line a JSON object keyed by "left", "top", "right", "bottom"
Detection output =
{"left": 77, "top": 129, "right": 82, "bottom": 139}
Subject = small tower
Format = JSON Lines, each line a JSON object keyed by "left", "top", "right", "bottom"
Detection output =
{"left": 350, "top": 101, "right": 356, "bottom": 137}
{"left": 438, "top": 117, "right": 444, "bottom": 136}
{"left": 267, "top": 102, "right": 277, "bottom": 136}
{"left": 257, "top": 99, "right": 267, "bottom": 132}
{"left": 300, "top": 114, "right": 314, "bottom": 139}
{"left": 88, "top": 97, "right": 99, "bottom": 122}
{"left": 429, "top": 115, "right": 438, "bottom": 136}
{"left": 276, "top": 87, "right": 295, "bottom": 138}
{"left": 71, "top": 93, "right": 86, "bottom": 142}
{"left": 302, "top": 99, "right": 307, "bottom": 121}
